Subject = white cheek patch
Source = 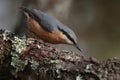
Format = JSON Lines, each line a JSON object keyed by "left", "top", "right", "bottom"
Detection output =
{"left": 24, "top": 12, "right": 30, "bottom": 19}
{"left": 62, "top": 34, "right": 73, "bottom": 44}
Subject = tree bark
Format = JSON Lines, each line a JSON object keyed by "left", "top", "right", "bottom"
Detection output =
{"left": 0, "top": 29, "right": 120, "bottom": 80}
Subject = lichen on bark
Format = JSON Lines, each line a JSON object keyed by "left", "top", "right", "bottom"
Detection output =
{"left": 0, "top": 29, "right": 120, "bottom": 80}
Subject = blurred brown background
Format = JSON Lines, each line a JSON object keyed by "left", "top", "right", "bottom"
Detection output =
{"left": 0, "top": 0, "right": 120, "bottom": 60}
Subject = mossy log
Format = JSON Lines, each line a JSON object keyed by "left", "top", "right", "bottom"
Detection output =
{"left": 0, "top": 29, "right": 120, "bottom": 80}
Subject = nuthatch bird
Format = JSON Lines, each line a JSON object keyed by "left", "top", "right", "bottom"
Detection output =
{"left": 20, "top": 7, "right": 82, "bottom": 52}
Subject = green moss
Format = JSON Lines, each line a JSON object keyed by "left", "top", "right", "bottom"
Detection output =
{"left": 10, "top": 36, "right": 42, "bottom": 77}
{"left": 10, "top": 36, "right": 28, "bottom": 76}
{"left": 76, "top": 75, "right": 82, "bottom": 80}
{"left": 30, "top": 60, "right": 39, "bottom": 70}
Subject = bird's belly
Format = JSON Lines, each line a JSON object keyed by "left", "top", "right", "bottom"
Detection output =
{"left": 38, "top": 32, "right": 63, "bottom": 44}
{"left": 28, "top": 18, "right": 67, "bottom": 44}
{"left": 35, "top": 29, "right": 65, "bottom": 44}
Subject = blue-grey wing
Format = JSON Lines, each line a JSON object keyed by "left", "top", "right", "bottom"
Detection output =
{"left": 32, "top": 9, "right": 59, "bottom": 33}
{"left": 57, "top": 24, "right": 77, "bottom": 44}
{"left": 32, "top": 9, "right": 77, "bottom": 43}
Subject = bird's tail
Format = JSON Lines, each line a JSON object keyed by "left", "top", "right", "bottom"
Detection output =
{"left": 75, "top": 43, "right": 82, "bottom": 52}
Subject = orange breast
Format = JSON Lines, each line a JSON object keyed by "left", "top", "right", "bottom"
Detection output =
{"left": 27, "top": 18, "right": 67, "bottom": 44}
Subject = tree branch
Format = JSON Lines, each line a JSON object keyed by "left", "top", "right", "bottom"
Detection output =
{"left": 0, "top": 29, "right": 120, "bottom": 80}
